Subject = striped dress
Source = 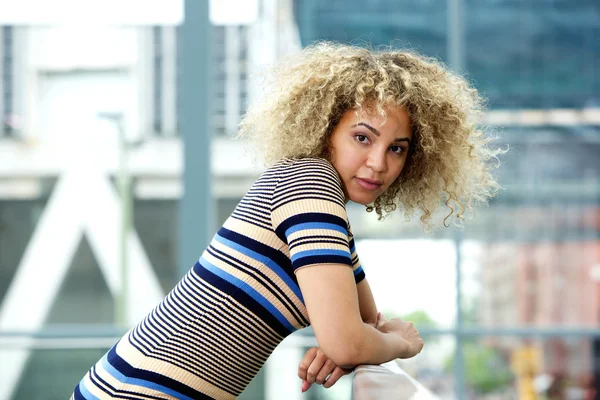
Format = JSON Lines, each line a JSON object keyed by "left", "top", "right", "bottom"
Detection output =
{"left": 72, "top": 158, "right": 365, "bottom": 400}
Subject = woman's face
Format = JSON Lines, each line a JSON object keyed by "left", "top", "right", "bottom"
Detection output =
{"left": 329, "top": 105, "right": 413, "bottom": 205}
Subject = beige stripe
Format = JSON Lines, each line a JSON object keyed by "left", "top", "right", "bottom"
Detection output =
{"left": 130, "top": 318, "right": 258, "bottom": 392}
{"left": 92, "top": 361, "right": 177, "bottom": 399}
{"left": 149, "top": 344, "right": 250, "bottom": 392}
{"left": 273, "top": 198, "right": 347, "bottom": 223}
{"left": 116, "top": 336, "right": 236, "bottom": 400}
{"left": 223, "top": 218, "right": 286, "bottom": 249}
{"left": 134, "top": 313, "right": 171, "bottom": 347}
{"left": 291, "top": 241, "right": 351, "bottom": 254}
{"left": 203, "top": 311, "right": 274, "bottom": 359}
{"left": 208, "top": 238, "right": 306, "bottom": 319}
{"left": 156, "top": 322, "right": 264, "bottom": 377}
{"left": 202, "top": 250, "right": 303, "bottom": 330}
{"left": 82, "top": 371, "right": 116, "bottom": 399}
{"left": 287, "top": 228, "right": 349, "bottom": 245}
{"left": 185, "top": 272, "right": 283, "bottom": 348}
{"left": 274, "top": 180, "right": 342, "bottom": 201}
{"left": 223, "top": 294, "right": 284, "bottom": 343}
{"left": 191, "top": 312, "right": 273, "bottom": 366}
{"left": 187, "top": 271, "right": 283, "bottom": 346}
{"left": 215, "top": 299, "right": 282, "bottom": 349}
{"left": 133, "top": 309, "right": 267, "bottom": 377}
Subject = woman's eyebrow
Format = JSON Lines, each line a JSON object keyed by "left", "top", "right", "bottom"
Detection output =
{"left": 351, "top": 122, "right": 412, "bottom": 143}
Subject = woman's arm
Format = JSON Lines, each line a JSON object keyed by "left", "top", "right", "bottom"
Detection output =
{"left": 296, "top": 264, "right": 407, "bottom": 369}
{"left": 356, "top": 278, "right": 378, "bottom": 326}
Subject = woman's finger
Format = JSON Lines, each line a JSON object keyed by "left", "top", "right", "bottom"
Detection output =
{"left": 301, "top": 379, "right": 312, "bottom": 393}
{"left": 376, "top": 312, "right": 388, "bottom": 329}
{"left": 297, "top": 347, "right": 318, "bottom": 380}
{"left": 323, "top": 367, "right": 346, "bottom": 389}
{"left": 306, "top": 351, "right": 328, "bottom": 384}
{"left": 315, "top": 359, "right": 336, "bottom": 385}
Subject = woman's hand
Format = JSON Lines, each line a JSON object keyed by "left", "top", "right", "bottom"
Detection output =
{"left": 376, "top": 313, "right": 424, "bottom": 359}
{"left": 298, "top": 347, "right": 353, "bottom": 392}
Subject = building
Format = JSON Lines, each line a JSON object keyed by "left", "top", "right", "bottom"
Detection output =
{"left": 0, "top": 1, "right": 301, "bottom": 399}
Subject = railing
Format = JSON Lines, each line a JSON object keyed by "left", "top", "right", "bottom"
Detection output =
{"left": 0, "top": 330, "right": 441, "bottom": 400}
{"left": 353, "top": 361, "right": 440, "bottom": 400}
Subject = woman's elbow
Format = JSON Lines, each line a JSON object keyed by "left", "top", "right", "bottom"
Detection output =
{"left": 320, "top": 338, "right": 362, "bottom": 369}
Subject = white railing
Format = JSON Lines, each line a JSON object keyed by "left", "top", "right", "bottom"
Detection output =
{"left": 353, "top": 361, "right": 441, "bottom": 400}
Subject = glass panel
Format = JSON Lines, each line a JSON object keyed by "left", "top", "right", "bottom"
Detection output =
{"left": 11, "top": 347, "right": 109, "bottom": 400}
{"left": 462, "top": 126, "right": 600, "bottom": 329}
{"left": 0, "top": 199, "right": 49, "bottom": 305}
{"left": 465, "top": 0, "right": 600, "bottom": 109}
{"left": 294, "top": 0, "right": 448, "bottom": 61}
{"left": 133, "top": 199, "right": 180, "bottom": 292}
{"left": 45, "top": 237, "right": 114, "bottom": 325}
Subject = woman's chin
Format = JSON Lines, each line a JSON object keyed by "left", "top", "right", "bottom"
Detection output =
{"left": 348, "top": 193, "right": 377, "bottom": 206}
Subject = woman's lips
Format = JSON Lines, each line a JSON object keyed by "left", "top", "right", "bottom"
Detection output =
{"left": 355, "top": 177, "right": 382, "bottom": 191}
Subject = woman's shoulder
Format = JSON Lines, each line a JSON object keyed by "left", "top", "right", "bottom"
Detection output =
{"left": 269, "top": 157, "right": 339, "bottom": 179}
{"left": 268, "top": 157, "right": 345, "bottom": 203}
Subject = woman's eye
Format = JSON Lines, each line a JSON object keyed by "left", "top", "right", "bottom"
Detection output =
{"left": 390, "top": 145, "right": 405, "bottom": 155}
{"left": 355, "top": 134, "right": 369, "bottom": 144}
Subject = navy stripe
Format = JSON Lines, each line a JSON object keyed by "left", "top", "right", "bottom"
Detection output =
{"left": 201, "top": 312, "right": 274, "bottom": 359}
{"left": 73, "top": 385, "right": 86, "bottom": 400}
{"left": 230, "top": 214, "right": 272, "bottom": 230}
{"left": 275, "top": 174, "right": 341, "bottom": 192}
{"left": 355, "top": 269, "right": 366, "bottom": 283}
{"left": 218, "top": 227, "right": 296, "bottom": 282}
{"left": 89, "top": 364, "right": 166, "bottom": 400}
{"left": 272, "top": 193, "right": 345, "bottom": 211}
{"left": 89, "top": 362, "right": 158, "bottom": 400}
{"left": 290, "top": 235, "right": 349, "bottom": 246}
{"left": 206, "top": 246, "right": 309, "bottom": 327}
{"left": 236, "top": 202, "right": 270, "bottom": 213}
{"left": 274, "top": 212, "right": 348, "bottom": 243}
{"left": 158, "top": 293, "right": 266, "bottom": 371}
{"left": 239, "top": 198, "right": 271, "bottom": 209}
{"left": 151, "top": 337, "right": 252, "bottom": 390}
{"left": 187, "top": 273, "right": 281, "bottom": 349}
{"left": 106, "top": 346, "right": 214, "bottom": 399}
{"left": 289, "top": 238, "right": 349, "bottom": 251}
{"left": 193, "top": 262, "right": 292, "bottom": 337}
{"left": 292, "top": 254, "right": 354, "bottom": 270}
{"left": 233, "top": 206, "right": 270, "bottom": 220}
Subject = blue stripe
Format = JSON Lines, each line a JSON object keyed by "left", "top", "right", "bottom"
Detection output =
{"left": 213, "top": 233, "right": 303, "bottom": 301}
{"left": 100, "top": 353, "right": 195, "bottom": 400}
{"left": 285, "top": 222, "right": 347, "bottom": 237}
{"left": 78, "top": 379, "right": 100, "bottom": 400}
{"left": 291, "top": 249, "right": 351, "bottom": 263}
{"left": 292, "top": 255, "right": 353, "bottom": 270}
{"left": 350, "top": 241, "right": 357, "bottom": 254}
{"left": 193, "top": 262, "right": 291, "bottom": 337}
{"left": 199, "top": 256, "right": 296, "bottom": 332}
{"left": 354, "top": 265, "right": 364, "bottom": 277}
{"left": 218, "top": 227, "right": 297, "bottom": 284}
{"left": 72, "top": 384, "right": 86, "bottom": 400}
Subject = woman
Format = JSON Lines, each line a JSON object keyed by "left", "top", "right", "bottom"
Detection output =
{"left": 72, "top": 42, "right": 501, "bottom": 399}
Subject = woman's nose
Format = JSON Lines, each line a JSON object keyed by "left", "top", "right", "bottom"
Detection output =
{"left": 366, "top": 150, "right": 387, "bottom": 172}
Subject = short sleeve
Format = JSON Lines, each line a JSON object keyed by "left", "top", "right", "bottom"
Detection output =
{"left": 348, "top": 226, "right": 365, "bottom": 284}
{"left": 270, "top": 159, "right": 353, "bottom": 273}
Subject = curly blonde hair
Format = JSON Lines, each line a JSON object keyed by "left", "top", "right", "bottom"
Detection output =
{"left": 239, "top": 41, "right": 503, "bottom": 228}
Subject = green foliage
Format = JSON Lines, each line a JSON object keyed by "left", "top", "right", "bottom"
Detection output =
{"left": 383, "top": 309, "right": 440, "bottom": 344}
{"left": 444, "top": 342, "right": 513, "bottom": 394}
{"left": 399, "top": 310, "right": 438, "bottom": 329}
{"left": 382, "top": 309, "right": 439, "bottom": 330}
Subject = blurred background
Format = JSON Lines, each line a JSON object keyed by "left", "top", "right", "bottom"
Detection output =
{"left": 0, "top": 0, "right": 599, "bottom": 399}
